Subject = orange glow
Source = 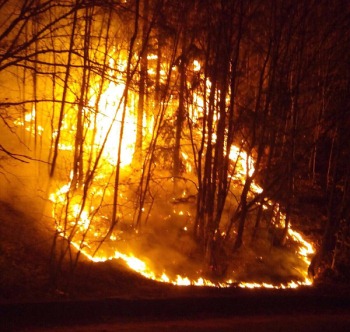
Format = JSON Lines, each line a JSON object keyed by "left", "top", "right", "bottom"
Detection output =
{"left": 17, "top": 51, "right": 315, "bottom": 289}
{"left": 85, "top": 56, "right": 136, "bottom": 167}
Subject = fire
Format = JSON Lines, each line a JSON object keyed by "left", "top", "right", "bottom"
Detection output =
{"left": 53, "top": 219, "right": 314, "bottom": 289}
{"left": 85, "top": 56, "right": 136, "bottom": 167}
{"left": 16, "top": 49, "right": 315, "bottom": 290}
{"left": 181, "top": 151, "right": 192, "bottom": 173}
{"left": 49, "top": 159, "right": 314, "bottom": 290}
{"left": 288, "top": 227, "right": 315, "bottom": 265}
{"left": 193, "top": 59, "right": 201, "bottom": 72}
{"left": 14, "top": 105, "right": 44, "bottom": 136}
{"left": 229, "top": 145, "right": 257, "bottom": 179}
{"left": 238, "top": 281, "right": 303, "bottom": 289}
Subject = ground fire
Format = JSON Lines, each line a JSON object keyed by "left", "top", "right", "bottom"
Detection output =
{"left": 16, "top": 49, "right": 314, "bottom": 288}
{"left": 3, "top": 0, "right": 349, "bottom": 294}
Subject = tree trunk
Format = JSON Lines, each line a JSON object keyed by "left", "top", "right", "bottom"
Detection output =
{"left": 134, "top": 0, "right": 149, "bottom": 163}
{"left": 173, "top": 51, "right": 186, "bottom": 189}
{"left": 50, "top": 2, "right": 79, "bottom": 177}
{"left": 111, "top": 0, "right": 140, "bottom": 232}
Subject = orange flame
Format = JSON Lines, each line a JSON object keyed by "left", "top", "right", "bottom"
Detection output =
{"left": 17, "top": 52, "right": 315, "bottom": 289}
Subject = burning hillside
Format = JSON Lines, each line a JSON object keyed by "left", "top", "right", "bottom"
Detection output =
{"left": 13, "top": 48, "right": 314, "bottom": 288}
{"left": 8, "top": 0, "right": 350, "bottom": 295}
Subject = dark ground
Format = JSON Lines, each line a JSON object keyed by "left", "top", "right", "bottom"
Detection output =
{"left": 1, "top": 285, "right": 350, "bottom": 331}
{"left": 1, "top": 198, "right": 350, "bottom": 331}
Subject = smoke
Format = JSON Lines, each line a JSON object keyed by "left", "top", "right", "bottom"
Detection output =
{"left": 0, "top": 120, "right": 51, "bottom": 225}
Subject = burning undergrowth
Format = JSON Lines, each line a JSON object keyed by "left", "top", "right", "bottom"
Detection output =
{"left": 48, "top": 165, "right": 314, "bottom": 288}
{"left": 4, "top": 117, "right": 315, "bottom": 289}
{"left": 10, "top": 47, "right": 315, "bottom": 289}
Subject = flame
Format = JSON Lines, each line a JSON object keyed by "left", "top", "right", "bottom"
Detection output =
{"left": 53, "top": 220, "right": 314, "bottom": 289}
{"left": 14, "top": 105, "right": 44, "bottom": 136}
{"left": 288, "top": 227, "right": 315, "bottom": 266}
{"left": 14, "top": 50, "right": 315, "bottom": 290}
{"left": 49, "top": 165, "right": 314, "bottom": 290}
{"left": 181, "top": 151, "right": 192, "bottom": 173}
{"left": 229, "top": 145, "right": 256, "bottom": 179}
{"left": 85, "top": 56, "right": 136, "bottom": 167}
{"left": 193, "top": 60, "right": 201, "bottom": 72}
